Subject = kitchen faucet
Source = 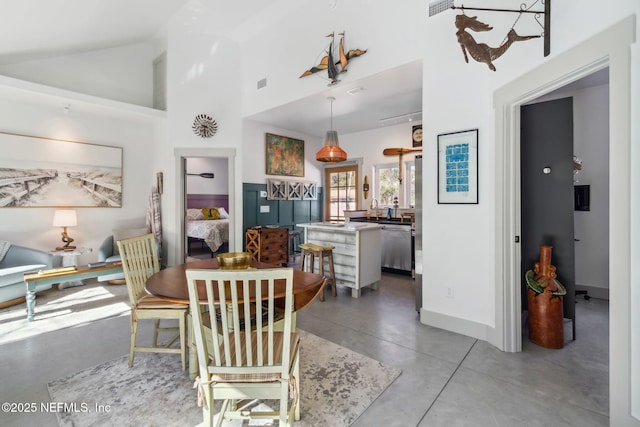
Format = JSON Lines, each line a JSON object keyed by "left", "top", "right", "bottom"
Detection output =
{"left": 370, "top": 198, "right": 380, "bottom": 219}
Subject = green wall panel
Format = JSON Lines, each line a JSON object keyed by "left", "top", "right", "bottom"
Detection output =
{"left": 242, "top": 183, "right": 323, "bottom": 237}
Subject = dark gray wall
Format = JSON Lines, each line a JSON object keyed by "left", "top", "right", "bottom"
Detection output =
{"left": 521, "top": 97, "right": 576, "bottom": 334}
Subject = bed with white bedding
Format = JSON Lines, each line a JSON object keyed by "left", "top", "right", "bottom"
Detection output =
{"left": 186, "top": 194, "right": 230, "bottom": 255}
{"left": 186, "top": 210, "right": 229, "bottom": 253}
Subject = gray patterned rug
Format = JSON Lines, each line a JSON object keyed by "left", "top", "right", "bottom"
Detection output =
{"left": 48, "top": 330, "right": 401, "bottom": 426}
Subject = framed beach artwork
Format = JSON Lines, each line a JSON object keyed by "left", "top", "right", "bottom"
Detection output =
{"left": 0, "top": 132, "right": 123, "bottom": 208}
{"left": 265, "top": 133, "right": 304, "bottom": 177}
{"left": 437, "top": 129, "right": 478, "bottom": 204}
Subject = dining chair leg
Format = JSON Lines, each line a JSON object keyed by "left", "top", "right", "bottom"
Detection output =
{"left": 203, "top": 387, "right": 214, "bottom": 427}
{"left": 129, "top": 313, "right": 138, "bottom": 368}
{"left": 294, "top": 352, "right": 301, "bottom": 421}
{"left": 152, "top": 319, "right": 160, "bottom": 347}
{"left": 216, "top": 399, "right": 229, "bottom": 427}
{"left": 187, "top": 313, "right": 198, "bottom": 379}
{"left": 279, "top": 383, "right": 288, "bottom": 425}
{"left": 179, "top": 313, "right": 186, "bottom": 371}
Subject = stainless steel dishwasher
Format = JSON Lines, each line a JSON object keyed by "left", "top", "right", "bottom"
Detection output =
{"left": 380, "top": 224, "right": 412, "bottom": 272}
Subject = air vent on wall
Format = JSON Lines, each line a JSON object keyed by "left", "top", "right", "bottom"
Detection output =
{"left": 429, "top": 0, "right": 453, "bottom": 17}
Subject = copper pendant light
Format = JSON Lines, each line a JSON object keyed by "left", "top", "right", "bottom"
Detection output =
{"left": 316, "top": 97, "right": 347, "bottom": 163}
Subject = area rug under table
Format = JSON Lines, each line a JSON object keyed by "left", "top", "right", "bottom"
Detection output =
{"left": 48, "top": 330, "right": 401, "bottom": 426}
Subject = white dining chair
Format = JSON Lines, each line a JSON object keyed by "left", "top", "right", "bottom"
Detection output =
{"left": 185, "top": 267, "right": 300, "bottom": 426}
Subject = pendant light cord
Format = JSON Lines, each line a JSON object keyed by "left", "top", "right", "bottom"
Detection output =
{"left": 329, "top": 96, "right": 335, "bottom": 132}
{"left": 330, "top": 98, "right": 333, "bottom": 130}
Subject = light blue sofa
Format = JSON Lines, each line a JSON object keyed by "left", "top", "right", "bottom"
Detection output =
{"left": 97, "top": 235, "right": 125, "bottom": 283}
{"left": 96, "top": 229, "right": 153, "bottom": 283}
{"left": 0, "top": 244, "right": 53, "bottom": 305}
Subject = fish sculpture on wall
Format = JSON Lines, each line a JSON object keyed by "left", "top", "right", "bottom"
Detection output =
{"left": 299, "top": 31, "right": 367, "bottom": 85}
{"left": 455, "top": 14, "right": 539, "bottom": 71}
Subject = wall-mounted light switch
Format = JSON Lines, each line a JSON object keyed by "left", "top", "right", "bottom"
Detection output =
{"left": 260, "top": 205, "right": 270, "bottom": 213}
{"left": 260, "top": 190, "right": 267, "bottom": 198}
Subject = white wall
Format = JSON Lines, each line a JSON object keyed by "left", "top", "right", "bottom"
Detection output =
{"left": 0, "top": 42, "right": 157, "bottom": 108}
{"left": 186, "top": 157, "right": 228, "bottom": 194}
{"left": 0, "top": 93, "right": 159, "bottom": 265}
{"left": 242, "top": 120, "right": 419, "bottom": 209}
{"left": 162, "top": 2, "right": 244, "bottom": 264}
{"left": 420, "top": 0, "right": 640, "bottom": 336}
{"left": 242, "top": 119, "right": 323, "bottom": 185}
{"left": 240, "top": 0, "right": 426, "bottom": 117}
{"left": 572, "top": 85, "right": 610, "bottom": 293}
{"left": 339, "top": 121, "right": 421, "bottom": 209}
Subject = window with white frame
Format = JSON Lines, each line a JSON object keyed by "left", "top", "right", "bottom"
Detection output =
{"left": 374, "top": 163, "right": 399, "bottom": 206}
{"left": 373, "top": 160, "right": 416, "bottom": 207}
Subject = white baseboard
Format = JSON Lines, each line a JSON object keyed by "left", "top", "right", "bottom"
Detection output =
{"left": 420, "top": 308, "right": 490, "bottom": 342}
{"left": 575, "top": 284, "right": 609, "bottom": 300}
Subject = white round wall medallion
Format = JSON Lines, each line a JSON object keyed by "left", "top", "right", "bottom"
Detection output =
{"left": 192, "top": 114, "right": 218, "bottom": 138}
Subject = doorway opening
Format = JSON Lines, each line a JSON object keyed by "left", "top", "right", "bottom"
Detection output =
{"left": 184, "top": 157, "right": 230, "bottom": 260}
{"left": 519, "top": 71, "right": 610, "bottom": 348}
{"left": 493, "top": 15, "right": 636, "bottom": 424}
{"left": 174, "top": 148, "right": 236, "bottom": 264}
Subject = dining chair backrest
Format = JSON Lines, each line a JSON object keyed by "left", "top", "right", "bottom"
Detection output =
{"left": 185, "top": 267, "right": 295, "bottom": 379}
{"left": 117, "top": 233, "right": 160, "bottom": 306}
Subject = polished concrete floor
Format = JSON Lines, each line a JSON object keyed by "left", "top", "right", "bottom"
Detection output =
{"left": 0, "top": 270, "right": 609, "bottom": 426}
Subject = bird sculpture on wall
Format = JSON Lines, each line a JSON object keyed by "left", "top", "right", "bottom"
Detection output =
{"left": 455, "top": 14, "right": 539, "bottom": 71}
{"left": 299, "top": 31, "right": 367, "bottom": 85}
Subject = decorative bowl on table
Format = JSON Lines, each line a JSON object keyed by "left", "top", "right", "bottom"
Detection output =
{"left": 216, "top": 252, "right": 252, "bottom": 269}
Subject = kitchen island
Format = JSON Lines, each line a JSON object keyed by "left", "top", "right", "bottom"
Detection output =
{"left": 297, "top": 222, "right": 382, "bottom": 298}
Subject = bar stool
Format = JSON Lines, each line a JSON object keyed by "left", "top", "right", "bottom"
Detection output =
{"left": 289, "top": 230, "right": 301, "bottom": 262}
{"left": 299, "top": 243, "right": 336, "bottom": 301}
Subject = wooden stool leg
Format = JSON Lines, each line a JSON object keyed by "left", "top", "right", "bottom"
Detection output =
{"left": 299, "top": 250, "right": 306, "bottom": 271}
{"left": 314, "top": 253, "right": 324, "bottom": 302}
{"left": 327, "top": 251, "right": 337, "bottom": 297}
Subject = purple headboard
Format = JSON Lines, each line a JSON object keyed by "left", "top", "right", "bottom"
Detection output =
{"left": 187, "top": 194, "right": 229, "bottom": 211}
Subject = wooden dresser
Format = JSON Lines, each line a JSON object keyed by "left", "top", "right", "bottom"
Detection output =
{"left": 245, "top": 227, "right": 289, "bottom": 266}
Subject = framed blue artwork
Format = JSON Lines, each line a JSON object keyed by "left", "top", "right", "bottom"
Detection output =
{"left": 437, "top": 129, "right": 478, "bottom": 204}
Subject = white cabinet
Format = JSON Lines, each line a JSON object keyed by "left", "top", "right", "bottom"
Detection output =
{"left": 297, "top": 223, "right": 382, "bottom": 298}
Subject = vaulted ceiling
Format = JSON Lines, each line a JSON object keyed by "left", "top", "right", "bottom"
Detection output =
{"left": 0, "top": 2, "right": 612, "bottom": 139}
{"left": 0, "top": 1, "right": 423, "bottom": 138}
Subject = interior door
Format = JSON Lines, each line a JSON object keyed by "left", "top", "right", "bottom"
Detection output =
{"left": 520, "top": 97, "right": 576, "bottom": 338}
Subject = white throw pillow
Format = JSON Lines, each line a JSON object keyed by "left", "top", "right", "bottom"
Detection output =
{"left": 217, "top": 207, "right": 229, "bottom": 219}
{"left": 186, "top": 209, "right": 205, "bottom": 220}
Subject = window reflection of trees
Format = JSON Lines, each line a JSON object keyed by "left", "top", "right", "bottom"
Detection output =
{"left": 378, "top": 166, "right": 399, "bottom": 206}
{"left": 325, "top": 166, "right": 358, "bottom": 222}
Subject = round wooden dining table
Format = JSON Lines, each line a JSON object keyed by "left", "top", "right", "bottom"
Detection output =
{"left": 146, "top": 258, "right": 325, "bottom": 379}
{"left": 145, "top": 258, "right": 326, "bottom": 312}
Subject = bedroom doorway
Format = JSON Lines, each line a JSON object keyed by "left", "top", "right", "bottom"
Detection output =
{"left": 174, "top": 148, "right": 236, "bottom": 264}
{"left": 185, "top": 157, "right": 230, "bottom": 260}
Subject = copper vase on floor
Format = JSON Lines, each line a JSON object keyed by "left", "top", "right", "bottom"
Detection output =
{"left": 525, "top": 245, "right": 566, "bottom": 349}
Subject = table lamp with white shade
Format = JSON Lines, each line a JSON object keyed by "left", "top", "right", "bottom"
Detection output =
{"left": 52, "top": 209, "right": 77, "bottom": 250}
